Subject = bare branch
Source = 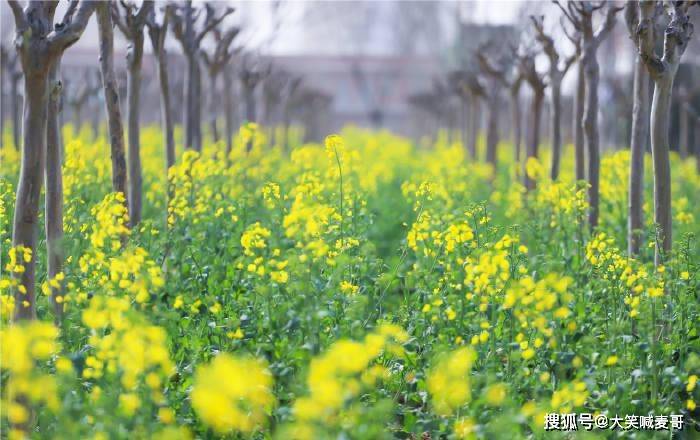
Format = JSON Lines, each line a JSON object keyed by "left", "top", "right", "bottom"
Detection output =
{"left": 635, "top": 1, "right": 665, "bottom": 78}
{"left": 553, "top": 0, "right": 580, "bottom": 29}
{"left": 624, "top": 0, "right": 639, "bottom": 39}
{"left": 111, "top": 1, "right": 131, "bottom": 39}
{"left": 48, "top": 0, "right": 98, "bottom": 50}
{"left": 195, "top": 4, "right": 234, "bottom": 45}
{"left": 7, "top": 0, "right": 28, "bottom": 31}
{"left": 61, "top": 0, "right": 80, "bottom": 26}
{"left": 593, "top": 2, "right": 624, "bottom": 45}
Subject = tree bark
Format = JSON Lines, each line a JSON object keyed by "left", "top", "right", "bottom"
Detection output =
{"left": 97, "top": 4, "right": 129, "bottom": 207}
{"left": 209, "top": 71, "right": 220, "bottom": 143}
{"left": 550, "top": 78, "right": 563, "bottom": 180}
{"left": 650, "top": 74, "right": 675, "bottom": 265}
{"left": 468, "top": 94, "right": 479, "bottom": 160}
{"left": 628, "top": 56, "right": 648, "bottom": 256}
{"left": 156, "top": 50, "right": 175, "bottom": 169}
{"left": 12, "top": 75, "right": 48, "bottom": 321}
{"left": 511, "top": 87, "right": 522, "bottom": 167}
{"left": 224, "top": 66, "right": 234, "bottom": 159}
{"left": 574, "top": 60, "right": 586, "bottom": 182}
{"left": 183, "top": 54, "right": 203, "bottom": 151}
{"left": 183, "top": 54, "right": 194, "bottom": 150}
{"left": 126, "top": 33, "right": 144, "bottom": 226}
{"left": 525, "top": 90, "right": 544, "bottom": 191}
{"left": 583, "top": 48, "right": 601, "bottom": 229}
{"left": 485, "top": 91, "right": 498, "bottom": 168}
{"left": 72, "top": 101, "right": 83, "bottom": 131}
{"left": 244, "top": 84, "right": 256, "bottom": 124}
{"left": 11, "top": 74, "right": 21, "bottom": 150}
{"left": 46, "top": 62, "right": 64, "bottom": 322}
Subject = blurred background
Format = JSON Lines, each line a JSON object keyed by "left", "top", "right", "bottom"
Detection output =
{"left": 2, "top": 0, "right": 700, "bottom": 148}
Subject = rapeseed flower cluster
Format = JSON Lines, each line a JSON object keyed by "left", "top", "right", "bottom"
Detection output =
{"left": 191, "top": 354, "right": 274, "bottom": 434}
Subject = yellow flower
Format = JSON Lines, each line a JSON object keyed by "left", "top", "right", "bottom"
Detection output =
{"left": 522, "top": 348, "right": 535, "bottom": 360}
{"left": 191, "top": 354, "right": 274, "bottom": 434}
{"left": 454, "top": 417, "right": 477, "bottom": 439}
{"left": 119, "top": 393, "right": 141, "bottom": 416}
{"left": 158, "top": 407, "right": 176, "bottom": 424}
{"left": 427, "top": 347, "right": 477, "bottom": 416}
{"left": 605, "top": 355, "right": 618, "bottom": 366}
{"left": 485, "top": 383, "right": 507, "bottom": 406}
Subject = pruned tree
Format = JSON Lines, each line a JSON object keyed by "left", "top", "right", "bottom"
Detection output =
{"left": 297, "top": 88, "right": 332, "bottom": 143}
{"left": 281, "top": 75, "right": 302, "bottom": 151}
{"left": 7, "top": 0, "right": 97, "bottom": 320}
{"left": 531, "top": 15, "right": 577, "bottom": 181}
{"left": 447, "top": 71, "right": 470, "bottom": 154}
{"left": 350, "top": 62, "right": 399, "bottom": 129}
{"left": 96, "top": 2, "right": 128, "bottom": 213}
{"left": 223, "top": 56, "right": 243, "bottom": 159}
{"left": 239, "top": 53, "right": 271, "bottom": 151}
{"left": 631, "top": 1, "right": 696, "bottom": 265}
{"left": 262, "top": 69, "right": 290, "bottom": 144}
{"left": 474, "top": 46, "right": 502, "bottom": 169}
{"left": 476, "top": 43, "right": 525, "bottom": 169}
{"left": 46, "top": 60, "right": 64, "bottom": 322}
{"left": 555, "top": 0, "right": 622, "bottom": 229}
{"left": 147, "top": 5, "right": 175, "bottom": 171}
{"left": 624, "top": 0, "right": 657, "bottom": 256}
{"left": 448, "top": 70, "right": 485, "bottom": 159}
{"left": 112, "top": 0, "right": 154, "bottom": 227}
{"left": 201, "top": 24, "right": 240, "bottom": 145}
{"left": 170, "top": 1, "right": 234, "bottom": 152}
{"left": 560, "top": 17, "right": 586, "bottom": 182}
{"left": 518, "top": 49, "right": 547, "bottom": 191}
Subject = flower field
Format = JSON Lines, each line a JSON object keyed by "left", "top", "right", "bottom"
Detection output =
{"left": 1, "top": 125, "right": 699, "bottom": 439}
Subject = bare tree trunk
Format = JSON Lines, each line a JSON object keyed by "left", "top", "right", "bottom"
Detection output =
{"left": 156, "top": 51, "right": 175, "bottom": 169}
{"left": 12, "top": 75, "right": 48, "bottom": 321}
{"left": 209, "top": 71, "right": 220, "bottom": 143}
{"left": 90, "top": 99, "right": 100, "bottom": 141}
{"left": 468, "top": 95, "right": 479, "bottom": 159}
{"left": 97, "top": 5, "right": 128, "bottom": 205}
{"left": 183, "top": 55, "right": 194, "bottom": 150}
{"left": 46, "top": 63, "right": 64, "bottom": 322}
{"left": 224, "top": 67, "right": 234, "bottom": 160}
{"left": 460, "top": 97, "right": 468, "bottom": 152}
{"left": 550, "top": 79, "right": 563, "bottom": 180}
{"left": 11, "top": 75, "right": 21, "bottom": 150}
{"left": 574, "top": 61, "right": 586, "bottom": 182}
{"left": 583, "top": 50, "right": 601, "bottom": 229}
{"left": 525, "top": 90, "right": 544, "bottom": 191}
{"left": 72, "top": 102, "right": 82, "bottom": 131}
{"left": 650, "top": 75, "right": 674, "bottom": 265}
{"left": 511, "top": 88, "right": 522, "bottom": 167}
{"left": 245, "top": 84, "right": 256, "bottom": 124}
{"left": 628, "top": 56, "right": 648, "bottom": 256}
{"left": 485, "top": 91, "right": 498, "bottom": 168}
{"left": 126, "top": 33, "right": 144, "bottom": 226}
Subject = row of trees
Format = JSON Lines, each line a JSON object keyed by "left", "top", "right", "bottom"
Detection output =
{"left": 412, "top": 0, "right": 697, "bottom": 267}
{"left": 4, "top": 0, "right": 330, "bottom": 322}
